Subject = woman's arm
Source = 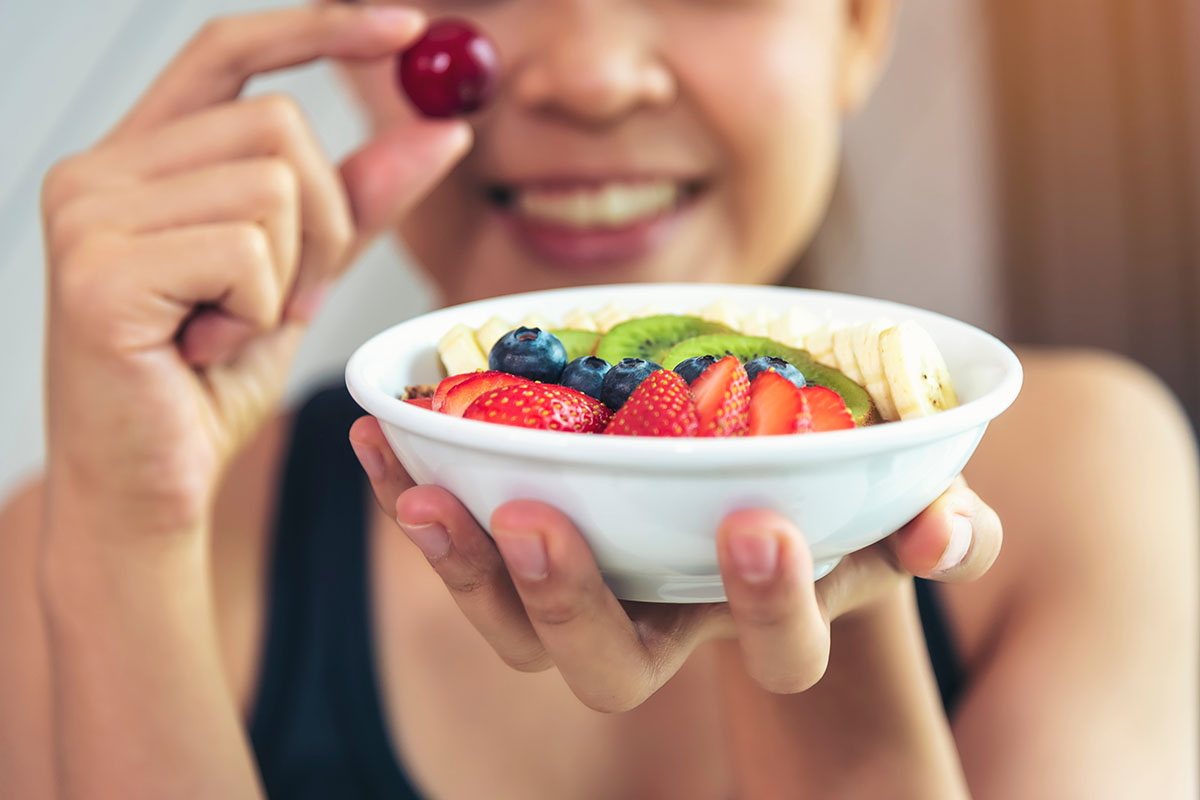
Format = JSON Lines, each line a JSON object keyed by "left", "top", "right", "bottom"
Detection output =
{"left": 0, "top": 410, "right": 287, "bottom": 799}
{"left": 27, "top": 6, "right": 466, "bottom": 797}
{"left": 949, "top": 350, "right": 1199, "bottom": 798}
{"left": 717, "top": 584, "right": 969, "bottom": 800}
{"left": 0, "top": 482, "right": 55, "bottom": 798}
{"left": 39, "top": 499, "right": 264, "bottom": 798}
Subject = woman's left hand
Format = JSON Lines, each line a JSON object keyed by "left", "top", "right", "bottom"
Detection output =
{"left": 350, "top": 416, "right": 1001, "bottom": 711}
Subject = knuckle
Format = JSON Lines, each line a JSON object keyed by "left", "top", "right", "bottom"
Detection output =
{"left": 190, "top": 15, "right": 259, "bottom": 80}
{"left": 736, "top": 602, "right": 790, "bottom": 631}
{"left": 251, "top": 158, "right": 299, "bottom": 207}
{"left": 253, "top": 93, "right": 307, "bottom": 140}
{"left": 226, "top": 222, "right": 273, "bottom": 267}
{"left": 499, "top": 648, "right": 552, "bottom": 674}
{"left": 45, "top": 198, "right": 94, "bottom": 261}
{"left": 525, "top": 593, "right": 587, "bottom": 628}
{"left": 193, "top": 17, "right": 235, "bottom": 55}
{"left": 226, "top": 224, "right": 280, "bottom": 326}
{"left": 442, "top": 569, "right": 490, "bottom": 597}
{"left": 41, "top": 155, "right": 91, "bottom": 211}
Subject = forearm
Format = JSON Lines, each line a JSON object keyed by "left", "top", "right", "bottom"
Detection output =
{"left": 718, "top": 583, "right": 967, "bottom": 800}
{"left": 39, "top": 498, "right": 262, "bottom": 800}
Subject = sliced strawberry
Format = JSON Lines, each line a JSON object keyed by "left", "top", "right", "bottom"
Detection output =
{"left": 748, "top": 371, "right": 812, "bottom": 436}
{"left": 800, "top": 385, "right": 856, "bottom": 432}
{"left": 464, "top": 384, "right": 612, "bottom": 432}
{"left": 441, "top": 371, "right": 531, "bottom": 417}
{"left": 689, "top": 355, "right": 750, "bottom": 437}
{"left": 405, "top": 396, "right": 435, "bottom": 410}
{"left": 605, "top": 369, "right": 699, "bottom": 437}
{"left": 432, "top": 372, "right": 479, "bottom": 412}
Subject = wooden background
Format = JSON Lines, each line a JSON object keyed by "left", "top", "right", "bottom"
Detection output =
{"left": 985, "top": 0, "right": 1200, "bottom": 425}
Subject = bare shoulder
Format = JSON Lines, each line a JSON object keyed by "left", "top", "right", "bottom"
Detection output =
{"left": 941, "top": 347, "right": 1199, "bottom": 795}
{"left": 946, "top": 346, "right": 1198, "bottom": 644}
{"left": 969, "top": 346, "right": 1196, "bottom": 570}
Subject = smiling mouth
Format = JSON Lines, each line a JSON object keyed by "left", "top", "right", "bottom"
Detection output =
{"left": 486, "top": 178, "right": 707, "bottom": 229}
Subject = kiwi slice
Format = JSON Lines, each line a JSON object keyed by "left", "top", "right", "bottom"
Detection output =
{"left": 663, "top": 334, "right": 878, "bottom": 426}
{"left": 550, "top": 329, "right": 601, "bottom": 362}
{"left": 595, "top": 315, "right": 733, "bottom": 365}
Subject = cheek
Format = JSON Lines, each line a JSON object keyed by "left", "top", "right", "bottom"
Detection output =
{"left": 680, "top": 17, "right": 843, "bottom": 276}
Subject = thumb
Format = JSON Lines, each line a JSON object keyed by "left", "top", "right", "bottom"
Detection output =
{"left": 340, "top": 117, "right": 472, "bottom": 253}
{"left": 349, "top": 415, "right": 414, "bottom": 516}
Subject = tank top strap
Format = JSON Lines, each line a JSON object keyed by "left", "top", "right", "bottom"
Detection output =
{"left": 249, "top": 385, "right": 423, "bottom": 799}
{"left": 914, "top": 578, "right": 966, "bottom": 716}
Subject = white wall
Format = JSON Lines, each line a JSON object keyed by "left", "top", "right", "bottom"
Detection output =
{"left": 0, "top": 0, "right": 1000, "bottom": 497}
{"left": 811, "top": 0, "right": 1003, "bottom": 334}
{"left": 0, "top": 0, "right": 436, "bottom": 497}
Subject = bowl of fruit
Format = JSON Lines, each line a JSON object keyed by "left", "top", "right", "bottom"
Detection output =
{"left": 345, "top": 284, "right": 1022, "bottom": 602}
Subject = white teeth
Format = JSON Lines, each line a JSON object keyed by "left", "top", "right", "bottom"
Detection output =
{"left": 515, "top": 182, "right": 680, "bottom": 228}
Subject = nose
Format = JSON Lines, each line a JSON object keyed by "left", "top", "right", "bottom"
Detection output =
{"left": 510, "top": 3, "right": 676, "bottom": 125}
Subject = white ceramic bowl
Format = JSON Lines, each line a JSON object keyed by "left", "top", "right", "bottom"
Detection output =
{"left": 346, "top": 284, "right": 1022, "bottom": 602}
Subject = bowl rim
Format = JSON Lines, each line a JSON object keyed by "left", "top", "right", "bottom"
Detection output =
{"left": 345, "top": 284, "right": 1023, "bottom": 470}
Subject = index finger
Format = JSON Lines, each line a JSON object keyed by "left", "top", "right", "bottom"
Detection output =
{"left": 109, "top": 5, "right": 424, "bottom": 140}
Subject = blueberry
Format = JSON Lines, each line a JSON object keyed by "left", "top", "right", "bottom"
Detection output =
{"left": 673, "top": 355, "right": 719, "bottom": 385}
{"left": 560, "top": 356, "right": 611, "bottom": 401}
{"left": 600, "top": 358, "right": 663, "bottom": 410}
{"left": 745, "top": 356, "right": 806, "bottom": 389}
{"left": 489, "top": 327, "right": 568, "bottom": 383}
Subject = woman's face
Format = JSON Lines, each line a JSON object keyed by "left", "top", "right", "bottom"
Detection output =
{"left": 343, "top": 1, "right": 891, "bottom": 304}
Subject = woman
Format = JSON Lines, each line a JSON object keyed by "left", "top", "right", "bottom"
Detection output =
{"left": 2, "top": 1, "right": 1196, "bottom": 798}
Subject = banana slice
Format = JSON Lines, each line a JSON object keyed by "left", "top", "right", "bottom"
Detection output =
{"left": 520, "top": 313, "right": 555, "bottom": 331}
{"left": 474, "top": 316, "right": 515, "bottom": 355}
{"left": 740, "top": 308, "right": 776, "bottom": 337}
{"left": 831, "top": 325, "right": 866, "bottom": 385}
{"left": 438, "top": 323, "right": 489, "bottom": 375}
{"left": 851, "top": 320, "right": 901, "bottom": 421}
{"left": 561, "top": 308, "right": 599, "bottom": 332}
{"left": 592, "top": 302, "right": 631, "bottom": 333}
{"left": 698, "top": 300, "right": 743, "bottom": 329}
{"left": 879, "top": 322, "right": 959, "bottom": 419}
{"left": 769, "top": 307, "right": 821, "bottom": 348}
{"left": 803, "top": 322, "right": 840, "bottom": 368}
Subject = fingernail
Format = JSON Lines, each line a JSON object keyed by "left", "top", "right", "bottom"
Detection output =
{"left": 364, "top": 6, "right": 424, "bottom": 32}
{"left": 729, "top": 531, "right": 779, "bottom": 584}
{"left": 350, "top": 440, "right": 384, "bottom": 480}
{"left": 401, "top": 521, "right": 451, "bottom": 561}
{"left": 495, "top": 532, "right": 549, "bottom": 582}
{"left": 934, "top": 514, "right": 973, "bottom": 574}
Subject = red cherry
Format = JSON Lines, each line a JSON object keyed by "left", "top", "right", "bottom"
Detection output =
{"left": 397, "top": 19, "right": 499, "bottom": 118}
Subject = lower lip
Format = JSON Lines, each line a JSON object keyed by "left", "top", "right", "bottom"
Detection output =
{"left": 496, "top": 200, "right": 694, "bottom": 270}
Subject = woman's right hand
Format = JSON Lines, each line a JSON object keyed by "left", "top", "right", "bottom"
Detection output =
{"left": 40, "top": 5, "right": 469, "bottom": 538}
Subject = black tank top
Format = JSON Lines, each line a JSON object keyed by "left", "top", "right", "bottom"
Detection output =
{"left": 249, "top": 386, "right": 965, "bottom": 798}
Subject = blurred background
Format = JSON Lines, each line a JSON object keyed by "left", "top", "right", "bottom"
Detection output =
{"left": 0, "top": 0, "right": 1196, "bottom": 496}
